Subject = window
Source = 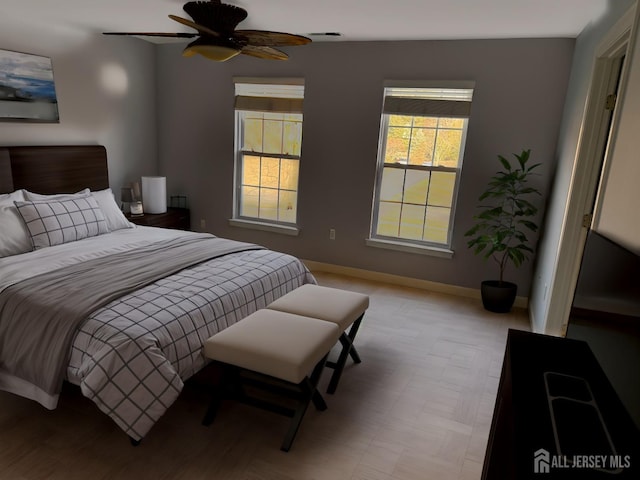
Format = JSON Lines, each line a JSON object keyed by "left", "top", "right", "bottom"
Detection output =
{"left": 233, "top": 79, "right": 304, "bottom": 229}
{"left": 370, "top": 83, "right": 474, "bottom": 252}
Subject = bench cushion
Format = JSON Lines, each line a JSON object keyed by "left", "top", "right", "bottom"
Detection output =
{"left": 204, "top": 309, "right": 340, "bottom": 384}
{"left": 267, "top": 284, "right": 369, "bottom": 331}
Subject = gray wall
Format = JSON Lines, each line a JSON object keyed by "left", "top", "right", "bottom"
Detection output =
{"left": 157, "top": 38, "right": 574, "bottom": 295}
{"left": 529, "top": 0, "right": 637, "bottom": 333}
{"left": 0, "top": 18, "right": 158, "bottom": 193}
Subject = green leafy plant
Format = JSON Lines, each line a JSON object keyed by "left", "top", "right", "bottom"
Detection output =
{"left": 464, "top": 149, "right": 541, "bottom": 284}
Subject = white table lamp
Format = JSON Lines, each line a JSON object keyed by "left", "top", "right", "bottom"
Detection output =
{"left": 141, "top": 176, "right": 167, "bottom": 214}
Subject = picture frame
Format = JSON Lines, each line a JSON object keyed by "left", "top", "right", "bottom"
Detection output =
{"left": 0, "top": 48, "right": 59, "bottom": 123}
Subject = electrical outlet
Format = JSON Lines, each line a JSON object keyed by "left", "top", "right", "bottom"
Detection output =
{"left": 329, "top": 228, "right": 336, "bottom": 240}
{"left": 200, "top": 219, "right": 206, "bottom": 230}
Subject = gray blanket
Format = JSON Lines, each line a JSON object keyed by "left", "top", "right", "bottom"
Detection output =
{"left": 0, "top": 234, "right": 262, "bottom": 396}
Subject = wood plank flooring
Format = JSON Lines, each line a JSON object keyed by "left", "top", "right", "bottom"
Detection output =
{"left": 0, "top": 272, "right": 530, "bottom": 480}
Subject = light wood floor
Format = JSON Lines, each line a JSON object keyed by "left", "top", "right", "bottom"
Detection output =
{"left": 0, "top": 272, "right": 530, "bottom": 480}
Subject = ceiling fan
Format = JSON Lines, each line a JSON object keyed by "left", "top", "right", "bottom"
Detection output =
{"left": 103, "top": 0, "right": 311, "bottom": 62}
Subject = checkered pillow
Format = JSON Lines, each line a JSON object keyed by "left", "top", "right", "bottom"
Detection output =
{"left": 15, "top": 195, "right": 110, "bottom": 249}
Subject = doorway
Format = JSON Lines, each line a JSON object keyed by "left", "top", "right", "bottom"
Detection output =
{"left": 542, "top": 6, "right": 636, "bottom": 337}
{"left": 564, "top": 17, "right": 640, "bottom": 429}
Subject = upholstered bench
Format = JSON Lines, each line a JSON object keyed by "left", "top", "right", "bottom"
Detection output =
{"left": 202, "top": 309, "right": 340, "bottom": 452}
{"left": 267, "top": 284, "right": 369, "bottom": 394}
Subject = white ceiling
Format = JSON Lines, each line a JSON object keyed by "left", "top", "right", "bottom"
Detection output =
{"left": 2, "top": 0, "right": 611, "bottom": 43}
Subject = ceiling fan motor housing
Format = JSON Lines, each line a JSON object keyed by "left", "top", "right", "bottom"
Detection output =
{"left": 183, "top": 0, "right": 248, "bottom": 37}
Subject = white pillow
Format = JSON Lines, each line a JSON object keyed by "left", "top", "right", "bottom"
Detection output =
{"left": 24, "top": 188, "right": 90, "bottom": 201}
{"left": 91, "top": 188, "right": 134, "bottom": 231}
{"left": 0, "top": 190, "right": 33, "bottom": 257}
{"left": 15, "top": 195, "right": 110, "bottom": 250}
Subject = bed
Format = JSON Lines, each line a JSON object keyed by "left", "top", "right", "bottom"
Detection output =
{"left": 0, "top": 145, "right": 315, "bottom": 441}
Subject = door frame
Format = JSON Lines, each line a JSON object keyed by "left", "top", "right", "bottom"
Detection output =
{"left": 544, "top": 4, "right": 638, "bottom": 337}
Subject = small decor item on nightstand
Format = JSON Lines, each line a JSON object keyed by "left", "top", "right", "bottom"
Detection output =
{"left": 130, "top": 201, "right": 143, "bottom": 216}
{"left": 170, "top": 195, "right": 187, "bottom": 209}
{"left": 120, "top": 186, "right": 133, "bottom": 211}
{"left": 142, "top": 176, "right": 167, "bottom": 214}
{"left": 121, "top": 184, "right": 143, "bottom": 216}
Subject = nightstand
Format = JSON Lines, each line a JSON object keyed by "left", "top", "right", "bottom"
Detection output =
{"left": 126, "top": 207, "right": 190, "bottom": 231}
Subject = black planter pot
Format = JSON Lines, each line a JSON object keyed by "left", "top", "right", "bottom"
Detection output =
{"left": 481, "top": 280, "right": 518, "bottom": 313}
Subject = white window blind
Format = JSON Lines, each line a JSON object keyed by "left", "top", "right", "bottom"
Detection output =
{"left": 382, "top": 87, "right": 474, "bottom": 118}
{"left": 234, "top": 80, "right": 305, "bottom": 113}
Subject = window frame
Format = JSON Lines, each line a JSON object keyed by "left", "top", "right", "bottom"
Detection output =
{"left": 369, "top": 82, "right": 474, "bottom": 252}
{"left": 231, "top": 79, "right": 304, "bottom": 233}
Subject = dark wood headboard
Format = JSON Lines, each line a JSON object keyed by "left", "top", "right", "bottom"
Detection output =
{"left": 0, "top": 145, "right": 109, "bottom": 195}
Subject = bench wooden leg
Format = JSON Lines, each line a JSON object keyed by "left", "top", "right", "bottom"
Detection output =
{"left": 202, "top": 363, "right": 238, "bottom": 426}
{"left": 347, "top": 331, "right": 362, "bottom": 364}
{"left": 282, "top": 354, "right": 328, "bottom": 451}
{"left": 281, "top": 377, "right": 313, "bottom": 452}
{"left": 309, "top": 354, "right": 328, "bottom": 411}
{"left": 326, "top": 313, "right": 364, "bottom": 394}
{"left": 203, "top": 355, "right": 330, "bottom": 452}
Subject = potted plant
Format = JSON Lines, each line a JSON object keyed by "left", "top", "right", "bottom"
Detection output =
{"left": 464, "top": 149, "right": 541, "bottom": 312}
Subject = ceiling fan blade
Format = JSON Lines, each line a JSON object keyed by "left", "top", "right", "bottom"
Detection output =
{"left": 168, "top": 14, "right": 220, "bottom": 38}
{"left": 234, "top": 30, "right": 311, "bottom": 47}
{"left": 240, "top": 45, "right": 289, "bottom": 61}
{"left": 103, "top": 32, "right": 197, "bottom": 38}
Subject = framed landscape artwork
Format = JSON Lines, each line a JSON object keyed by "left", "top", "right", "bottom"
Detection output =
{"left": 0, "top": 49, "right": 59, "bottom": 123}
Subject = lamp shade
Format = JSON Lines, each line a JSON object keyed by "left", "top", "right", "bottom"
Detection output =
{"left": 141, "top": 176, "right": 167, "bottom": 214}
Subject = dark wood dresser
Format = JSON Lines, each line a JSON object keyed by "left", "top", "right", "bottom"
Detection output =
{"left": 482, "top": 329, "right": 639, "bottom": 479}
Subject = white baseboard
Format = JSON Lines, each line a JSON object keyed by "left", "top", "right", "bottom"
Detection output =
{"left": 302, "top": 259, "right": 529, "bottom": 309}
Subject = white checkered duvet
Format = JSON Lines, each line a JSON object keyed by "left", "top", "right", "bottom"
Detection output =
{"left": 0, "top": 227, "right": 315, "bottom": 441}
